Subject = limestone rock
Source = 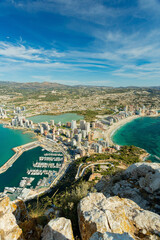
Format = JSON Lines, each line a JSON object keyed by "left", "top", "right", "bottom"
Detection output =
{"left": 42, "top": 217, "right": 74, "bottom": 240}
{"left": 11, "top": 199, "right": 28, "bottom": 223}
{"left": 96, "top": 162, "right": 160, "bottom": 214}
{"left": 125, "top": 162, "right": 160, "bottom": 193}
{"left": 0, "top": 196, "right": 24, "bottom": 240}
{"left": 90, "top": 232, "right": 134, "bottom": 240}
{"left": 78, "top": 193, "right": 160, "bottom": 240}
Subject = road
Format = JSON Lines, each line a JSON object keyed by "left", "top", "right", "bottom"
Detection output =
{"left": 76, "top": 162, "right": 114, "bottom": 179}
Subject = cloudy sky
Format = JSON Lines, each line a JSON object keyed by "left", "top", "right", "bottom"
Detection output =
{"left": 0, "top": 0, "right": 160, "bottom": 86}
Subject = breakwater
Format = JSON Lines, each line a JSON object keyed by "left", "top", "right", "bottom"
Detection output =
{"left": 0, "top": 141, "right": 41, "bottom": 174}
{"left": 0, "top": 124, "right": 34, "bottom": 167}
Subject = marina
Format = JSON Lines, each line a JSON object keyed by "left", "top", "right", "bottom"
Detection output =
{"left": 0, "top": 146, "right": 64, "bottom": 200}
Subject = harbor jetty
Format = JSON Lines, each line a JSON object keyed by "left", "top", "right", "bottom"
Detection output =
{"left": 0, "top": 141, "right": 41, "bottom": 174}
{"left": 0, "top": 138, "right": 69, "bottom": 175}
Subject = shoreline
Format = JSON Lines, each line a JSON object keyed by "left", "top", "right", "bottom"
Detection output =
{"left": 0, "top": 139, "right": 70, "bottom": 202}
{"left": 106, "top": 115, "right": 140, "bottom": 146}
{"left": 106, "top": 114, "right": 160, "bottom": 146}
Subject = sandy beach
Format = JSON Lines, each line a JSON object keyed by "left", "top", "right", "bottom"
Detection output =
{"left": 105, "top": 115, "right": 140, "bottom": 146}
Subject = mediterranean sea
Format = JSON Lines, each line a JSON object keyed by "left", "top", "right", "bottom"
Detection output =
{"left": 28, "top": 113, "right": 83, "bottom": 124}
{"left": 0, "top": 124, "right": 34, "bottom": 167}
{"left": 112, "top": 116, "right": 160, "bottom": 163}
{"left": 0, "top": 147, "right": 63, "bottom": 194}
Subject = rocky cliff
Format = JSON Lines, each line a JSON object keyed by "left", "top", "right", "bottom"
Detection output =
{"left": 0, "top": 162, "right": 160, "bottom": 240}
{"left": 78, "top": 193, "right": 160, "bottom": 240}
{"left": 96, "top": 162, "right": 160, "bottom": 214}
{"left": 0, "top": 196, "right": 24, "bottom": 240}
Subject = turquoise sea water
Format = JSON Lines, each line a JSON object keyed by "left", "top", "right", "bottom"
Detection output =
{"left": 112, "top": 117, "right": 160, "bottom": 163}
{"left": 0, "top": 125, "right": 34, "bottom": 167}
{"left": 28, "top": 113, "right": 83, "bottom": 124}
{"left": 0, "top": 147, "right": 63, "bottom": 192}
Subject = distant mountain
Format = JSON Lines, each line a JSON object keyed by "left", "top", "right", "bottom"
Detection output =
{"left": 0, "top": 81, "right": 69, "bottom": 90}
{"left": 0, "top": 81, "right": 159, "bottom": 90}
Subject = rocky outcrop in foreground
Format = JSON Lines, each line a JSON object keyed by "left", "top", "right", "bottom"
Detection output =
{"left": 90, "top": 232, "right": 134, "bottom": 240}
{"left": 0, "top": 162, "right": 160, "bottom": 240}
{"left": 41, "top": 217, "right": 74, "bottom": 240}
{"left": 78, "top": 193, "right": 160, "bottom": 240}
{"left": 96, "top": 162, "right": 160, "bottom": 214}
{"left": 0, "top": 196, "right": 24, "bottom": 240}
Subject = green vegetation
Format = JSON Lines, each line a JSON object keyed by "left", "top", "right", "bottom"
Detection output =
{"left": 113, "top": 145, "right": 145, "bottom": 165}
{"left": 26, "top": 145, "right": 145, "bottom": 238}
{"left": 70, "top": 110, "right": 100, "bottom": 121}
{"left": 71, "top": 109, "right": 114, "bottom": 121}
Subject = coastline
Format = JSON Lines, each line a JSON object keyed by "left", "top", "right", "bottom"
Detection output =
{"left": 106, "top": 115, "right": 140, "bottom": 146}
{"left": 106, "top": 113, "right": 160, "bottom": 146}
{"left": 106, "top": 114, "right": 160, "bottom": 162}
{"left": 0, "top": 138, "right": 71, "bottom": 202}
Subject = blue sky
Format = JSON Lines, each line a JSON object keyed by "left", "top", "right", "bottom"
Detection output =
{"left": 0, "top": 0, "right": 160, "bottom": 86}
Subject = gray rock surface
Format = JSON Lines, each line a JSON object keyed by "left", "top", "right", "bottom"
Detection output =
{"left": 78, "top": 193, "right": 160, "bottom": 240}
{"left": 90, "top": 232, "right": 134, "bottom": 240}
{"left": 96, "top": 162, "right": 160, "bottom": 214}
{"left": 42, "top": 217, "right": 74, "bottom": 240}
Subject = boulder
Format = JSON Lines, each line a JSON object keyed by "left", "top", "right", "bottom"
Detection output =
{"left": 90, "top": 232, "right": 134, "bottom": 240}
{"left": 42, "top": 217, "right": 74, "bottom": 240}
{"left": 78, "top": 193, "right": 160, "bottom": 240}
{"left": 125, "top": 162, "right": 160, "bottom": 193}
{"left": 11, "top": 199, "right": 28, "bottom": 223}
{"left": 0, "top": 196, "right": 24, "bottom": 240}
{"left": 96, "top": 162, "right": 160, "bottom": 214}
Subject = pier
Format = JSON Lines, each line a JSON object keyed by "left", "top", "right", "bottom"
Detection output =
{"left": 0, "top": 138, "right": 71, "bottom": 201}
{"left": 0, "top": 141, "right": 41, "bottom": 174}
{"left": 0, "top": 137, "right": 69, "bottom": 175}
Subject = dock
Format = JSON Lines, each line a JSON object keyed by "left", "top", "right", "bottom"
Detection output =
{"left": 0, "top": 141, "right": 41, "bottom": 174}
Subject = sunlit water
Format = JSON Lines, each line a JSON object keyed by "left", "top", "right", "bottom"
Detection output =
{"left": 112, "top": 117, "right": 160, "bottom": 163}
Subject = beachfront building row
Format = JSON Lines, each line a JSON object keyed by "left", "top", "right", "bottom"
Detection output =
{"left": 102, "top": 106, "right": 158, "bottom": 126}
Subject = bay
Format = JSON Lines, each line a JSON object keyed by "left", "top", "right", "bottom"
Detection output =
{"left": 112, "top": 117, "right": 160, "bottom": 163}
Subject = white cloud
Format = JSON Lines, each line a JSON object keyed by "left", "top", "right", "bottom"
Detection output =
{"left": 1, "top": 24, "right": 160, "bottom": 83}
{"left": 0, "top": 41, "right": 65, "bottom": 61}
{"left": 10, "top": 0, "right": 127, "bottom": 25}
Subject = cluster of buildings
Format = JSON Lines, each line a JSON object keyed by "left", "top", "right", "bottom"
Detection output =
{"left": 11, "top": 116, "right": 34, "bottom": 129}
{"left": 0, "top": 107, "right": 7, "bottom": 119}
{"left": 0, "top": 105, "right": 27, "bottom": 120}
{"left": 36, "top": 119, "right": 117, "bottom": 159}
{"left": 102, "top": 105, "right": 158, "bottom": 126}
{"left": 13, "top": 106, "right": 26, "bottom": 114}
{"left": 7, "top": 104, "right": 159, "bottom": 161}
